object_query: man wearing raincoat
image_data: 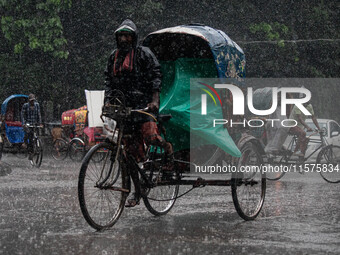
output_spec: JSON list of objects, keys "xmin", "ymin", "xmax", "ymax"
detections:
[{"xmin": 104, "ymin": 19, "xmax": 173, "ymax": 207}]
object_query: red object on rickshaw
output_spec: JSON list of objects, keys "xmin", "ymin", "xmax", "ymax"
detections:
[{"xmin": 53, "ymin": 106, "xmax": 105, "ymax": 162}]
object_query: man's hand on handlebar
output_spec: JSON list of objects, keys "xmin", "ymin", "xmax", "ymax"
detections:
[
  {"xmin": 24, "ymin": 123, "xmax": 43, "ymax": 128},
  {"xmin": 146, "ymin": 102, "xmax": 159, "ymax": 113}
]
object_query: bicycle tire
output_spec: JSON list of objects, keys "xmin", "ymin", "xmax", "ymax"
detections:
[
  {"xmin": 266, "ymin": 171, "xmax": 286, "ymax": 181},
  {"xmin": 316, "ymin": 145, "xmax": 340, "ymax": 183},
  {"xmin": 51, "ymin": 138, "xmax": 68, "ymax": 160},
  {"xmin": 143, "ymin": 146, "xmax": 179, "ymax": 216},
  {"xmin": 232, "ymin": 142, "xmax": 266, "ymax": 220},
  {"xmin": 266, "ymin": 157, "xmax": 287, "ymax": 181},
  {"xmin": 78, "ymin": 142, "xmax": 128, "ymax": 230},
  {"xmin": 69, "ymin": 138, "xmax": 85, "ymax": 162},
  {"xmin": 30, "ymin": 138, "xmax": 43, "ymax": 168}
]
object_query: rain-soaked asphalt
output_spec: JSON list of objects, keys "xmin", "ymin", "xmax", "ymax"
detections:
[{"xmin": 0, "ymin": 154, "xmax": 339, "ymax": 255}]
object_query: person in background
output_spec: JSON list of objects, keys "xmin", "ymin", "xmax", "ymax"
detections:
[
  {"xmin": 21, "ymin": 94, "xmax": 42, "ymax": 160},
  {"xmin": 288, "ymin": 94, "xmax": 321, "ymax": 158}
]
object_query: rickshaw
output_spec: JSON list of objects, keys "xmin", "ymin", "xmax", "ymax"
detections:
[
  {"xmin": 78, "ymin": 24, "xmax": 266, "ymax": 230},
  {"xmin": 0, "ymin": 94, "xmax": 43, "ymax": 167},
  {"xmin": 52, "ymin": 105, "xmax": 105, "ymax": 161},
  {"xmin": 247, "ymin": 87, "xmax": 340, "ymax": 183}
]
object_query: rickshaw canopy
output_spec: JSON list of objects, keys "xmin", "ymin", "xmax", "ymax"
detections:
[
  {"xmin": 1, "ymin": 94, "xmax": 28, "ymax": 116},
  {"xmin": 143, "ymin": 24, "xmax": 245, "ymax": 157},
  {"xmin": 61, "ymin": 106, "xmax": 87, "ymax": 127},
  {"xmin": 143, "ymin": 24, "xmax": 245, "ymax": 79},
  {"xmin": 1, "ymin": 94, "xmax": 28, "ymax": 144}
]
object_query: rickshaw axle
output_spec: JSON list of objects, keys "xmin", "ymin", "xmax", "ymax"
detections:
[{"xmin": 157, "ymin": 177, "xmax": 232, "ymax": 187}]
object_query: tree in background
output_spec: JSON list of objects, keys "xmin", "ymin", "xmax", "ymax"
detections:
[{"xmin": 0, "ymin": 0, "xmax": 339, "ymax": 122}]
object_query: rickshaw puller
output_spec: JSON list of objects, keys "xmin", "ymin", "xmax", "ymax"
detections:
[
  {"xmin": 104, "ymin": 19, "xmax": 174, "ymax": 207},
  {"xmin": 21, "ymin": 94, "xmax": 42, "ymax": 160},
  {"xmin": 288, "ymin": 93, "xmax": 321, "ymax": 158}
]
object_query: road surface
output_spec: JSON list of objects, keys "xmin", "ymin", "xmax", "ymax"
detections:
[{"xmin": 0, "ymin": 154, "xmax": 339, "ymax": 254}]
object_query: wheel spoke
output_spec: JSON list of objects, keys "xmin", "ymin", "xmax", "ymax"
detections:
[
  {"xmin": 317, "ymin": 145, "xmax": 340, "ymax": 183},
  {"xmin": 232, "ymin": 142, "xmax": 265, "ymax": 220},
  {"xmin": 143, "ymin": 147, "xmax": 179, "ymax": 216},
  {"xmin": 78, "ymin": 142, "xmax": 127, "ymax": 230}
]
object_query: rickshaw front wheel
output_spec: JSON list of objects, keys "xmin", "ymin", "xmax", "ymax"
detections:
[
  {"xmin": 78, "ymin": 142, "xmax": 128, "ymax": 230},
  {"xmin": 51, "ymin": 138, "xmax": 68, "ymax": 160},
  {"xmin": 30, "ymin": 138, "xmax": 43, "ymax": 168}
]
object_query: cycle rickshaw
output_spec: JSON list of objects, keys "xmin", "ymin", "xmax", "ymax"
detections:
[
  {"xmin": 52, "ymin": 105, "xmax": 105, "ymax": 161},
  {"xmin": 246, "ymin": 87, "xmax": 340, "ymax": 183},
  {"xmin": 78, "ymin": 24, "xmax": 266, "ymax": 230},
  {"xmin": 0, "ymin": 94, "xmax": 43, "ymax": 167}
]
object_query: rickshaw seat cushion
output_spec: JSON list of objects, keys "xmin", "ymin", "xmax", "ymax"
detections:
[
  {"xmin": 5, "ymin": 121, "xmax": 22, "ymax": 127},
  {"xmin": 5, "ymin": 125, "xmax": 25, "ymax": 143}
]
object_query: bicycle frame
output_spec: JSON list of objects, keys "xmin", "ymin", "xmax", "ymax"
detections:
[
  {"xmin": 25, "ymin": 124, "xmax": 41, "ymax": 143},
  {"xmin": 103, "ymin": 126, "xmax": 259, "ymax": 191},
  {"xmin": 304, "ymin": 133, "xmax": 328, "ymax": 161},
  {"xmin": 281, "ymin": 131, "xmax": 328, "ymax": 163}
]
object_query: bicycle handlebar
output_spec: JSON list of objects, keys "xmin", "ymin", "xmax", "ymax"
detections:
[
  {"xmin": 101, "ymin": 104, "xmax": 155, "ymax": 122},
  {"xmin": 307, "ymin": 129, "xmax": 326, "ymax": 139},
  {"xmin": 131, "ymin": 107, "xmax": 149, "ymax": 112},
  {"xmin": 24, "ymin": 124, "xmax": 43, "ymax": 128}
]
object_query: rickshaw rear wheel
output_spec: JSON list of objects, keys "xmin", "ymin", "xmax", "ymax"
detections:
[
  {"xmin": 232, "ymin": 141, "xmax": 266, "ymax": 220},
  {"xmin": 69, "ymin": 138, "xmax": 85, "ymax": 162},
  {"xmin": 142, "ymin": 146, "xmax": 179, "ymax": 216},
  {"xmin": 317, "ymin": 145, "xmax": 340, "ymax": 183},
  {"xmin": 78, "ymin": 142, "xmax": 128, "ymax": 230},
  {"xmin": 51, "ymin": 138, "xmax": 68, "ymax": 160}
]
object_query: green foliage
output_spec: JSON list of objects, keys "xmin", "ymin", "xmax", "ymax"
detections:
[
  {"xmin": 310, "ymin": 67, "xmax": 326, "ymax": 78},
  {"xmin": 1, "ymin": 0, "xmax": 71, "ymax": 58},
  {"xmin": 249, "ymin": 22, "xmax": 289, "ymax": 47},
  {"xmin": 0, "ymin": 0, "xmax": 338, "ymax": 122},
  {"xmin": 116, "ymin": 0, "xmax": 164, "ymax": 35},
  {"xmin": 141, "ymin": 0, "xmax": 163, "ymax": 16},
  {"xmin": 312, "ymin": 1, "xmax": 329, "ymax": 21}
]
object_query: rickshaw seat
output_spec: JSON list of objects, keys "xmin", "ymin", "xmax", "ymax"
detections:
[
  {"xmin": 5, "ymin": 121, "xmax": 22, "ymax": 127},
  {"xmin": 158, "ymin": 114, "xmax": 172, "ymax": 123}
]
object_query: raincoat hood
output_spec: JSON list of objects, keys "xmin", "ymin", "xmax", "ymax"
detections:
[{"xmin": 115, "ymin": 19, "xmax": 138, "ymax": 48}]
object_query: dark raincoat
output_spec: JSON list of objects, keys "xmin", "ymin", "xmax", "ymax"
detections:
[{"xmin": 104, "ymin": 19, "xmax": 162, "ymax": 109}]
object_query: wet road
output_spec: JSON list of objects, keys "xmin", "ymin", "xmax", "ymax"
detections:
[{"xmin": 0, "ymin": 154, "xmax": 339, "ymax": 254}]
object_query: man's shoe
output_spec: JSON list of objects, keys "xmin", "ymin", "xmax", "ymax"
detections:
[
  {"xmin": 125, "ymin": 193, "xmax": 140, "ymax": 207},
  {"xmin": 28, "ymin": 153, "xmax": 33, "ymax": 160}
]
